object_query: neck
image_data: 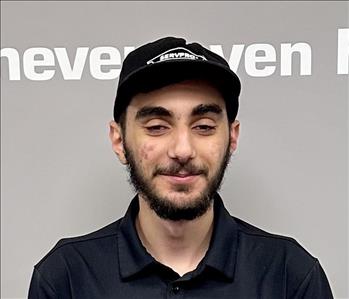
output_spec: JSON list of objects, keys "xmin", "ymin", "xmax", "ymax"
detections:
[{"xmin": 136, "ymin": 195, "xmax": 214, "ymax": 276}]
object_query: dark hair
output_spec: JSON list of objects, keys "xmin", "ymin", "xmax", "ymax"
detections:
[{"xmin": 117, "ymin": 110, "xmax": 127, "ymax": 136}]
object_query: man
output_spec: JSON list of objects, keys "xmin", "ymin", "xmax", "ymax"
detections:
[{"xmin": 28, "ymin": 37, "xmax": 333, "ymax": 298}]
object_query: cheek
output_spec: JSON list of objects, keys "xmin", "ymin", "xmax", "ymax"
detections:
[
  {"xmin": 209, "ymin": 146, "xmax": 223, "ymax": 161},
  {"xmin": 201, "ymin": 139, "xmax": 229, "ymax": 164},
  {"xmin": 139, "ymin": 143, "xmax": 156, "ymax": 161}
]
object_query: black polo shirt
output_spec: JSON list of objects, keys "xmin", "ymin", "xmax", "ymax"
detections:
[{"xmin": 29, "ymin": 193, "xmax": 333, "ymax": 299}]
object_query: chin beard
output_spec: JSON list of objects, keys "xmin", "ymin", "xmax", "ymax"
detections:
[{"xmin": 124, "ymin": 142, "xmax": 231, "ymax": 221}]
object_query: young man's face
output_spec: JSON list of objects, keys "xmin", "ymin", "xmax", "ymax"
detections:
[{"xmin": 110, "ymin": 80, "xmax": 240, "ymax": 221}]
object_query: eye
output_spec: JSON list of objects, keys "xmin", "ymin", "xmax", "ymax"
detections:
[
  {"xmin": 193, "ymin": 124, "xmax": 216, "ymax": 135},
  {"xmin": 145, "ymin": 125, "xmax": 169, "ymax": 136}
]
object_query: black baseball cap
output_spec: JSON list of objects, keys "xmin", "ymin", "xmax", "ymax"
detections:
[{"xmin": 113, "ymin": 36, "xmax": 241, "ymax": 122}]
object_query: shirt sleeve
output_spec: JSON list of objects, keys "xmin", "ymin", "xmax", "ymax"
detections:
[
  {"xmin": 291, "ymin": 260, "xmax": 334, "ymax": 299},
  {"xmin": 28, "ymin": 267, "xmax": 57, "ymax": 299}
]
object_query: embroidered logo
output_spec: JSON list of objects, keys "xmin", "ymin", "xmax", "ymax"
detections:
[{"xmin": 147, "ymin": 47, "xmax": 207, "ymax": 65}]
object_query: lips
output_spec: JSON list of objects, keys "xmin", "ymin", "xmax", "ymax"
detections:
[
  {"xmin": 175, "ymin": 174, "xmax": 192, "ymax": 178},
  {"xmin": 159, "ymin": 170, "xmax": 203, "ymax": 177},
  {"xmin": 170, "ymin": 172, "xmax": 197, "ymax": 177},
  {"xmin": 154, "ymin": 164, "xmax": 207, "ymax": 183},
  {"xmin": 159, "ymin": 172, "xmax": 202, "ymax": 184}
]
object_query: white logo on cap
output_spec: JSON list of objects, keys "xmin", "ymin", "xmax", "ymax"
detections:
[{"xmin": 147, "ymin": 47, "xmax": 207, "ymax": 64}]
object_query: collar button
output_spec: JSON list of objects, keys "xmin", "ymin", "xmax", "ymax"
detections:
[{"xmin": 172, "ymin": 285, "xmax": 180, "ymax": 294}]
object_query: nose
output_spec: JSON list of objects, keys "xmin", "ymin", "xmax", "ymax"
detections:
[{"xmin": 168, "ymin": 129, "xmax": 196, "ymax": 163}]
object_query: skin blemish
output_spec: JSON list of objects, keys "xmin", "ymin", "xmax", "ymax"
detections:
[{"xmin": 140, "ymin": 144, "xmax": 155, "ymax": 160}]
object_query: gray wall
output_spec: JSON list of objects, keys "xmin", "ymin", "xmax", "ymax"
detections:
[{"xmin": 1, "ymin": 1, "xmax": 348, "ymax": 298}]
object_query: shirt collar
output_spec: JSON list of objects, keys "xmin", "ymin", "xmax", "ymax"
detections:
[
  {"xmin": 117, "ymin": 193, "xmax": 238, "ymax": 281},
  {"xmin": 118, "ymin": 195, "xmax": 155, "ymax": 280},
  {"xmin": 203, "ymin": 192, "xmax": 238, "ymax": 281}
]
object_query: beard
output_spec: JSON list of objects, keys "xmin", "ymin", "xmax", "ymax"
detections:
[{"xmin": 124, "ymin": 140, "xmax": 231, "ymax": 221}]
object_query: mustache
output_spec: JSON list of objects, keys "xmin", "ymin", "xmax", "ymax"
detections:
[{"xmin": 153, "ymin": 162, "xmax": 209, "ymax": 177}]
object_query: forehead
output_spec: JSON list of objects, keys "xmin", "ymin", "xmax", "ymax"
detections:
[{"xmin": 127, "ymin": 80, "xmax": 226, "ymax": 117}]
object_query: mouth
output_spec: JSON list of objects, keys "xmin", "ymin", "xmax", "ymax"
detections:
[{"xmin": 159, "ymin": 172, "xmax": 202, "ymax": 184}]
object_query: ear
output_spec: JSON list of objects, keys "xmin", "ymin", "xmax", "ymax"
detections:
[
  {"xmin": 229, "ymin": 120, "xmax": 240, "ymax": 154},
  {"xmin": 109, "ymin": 121, "xmax": 128, "ymax": 164}
]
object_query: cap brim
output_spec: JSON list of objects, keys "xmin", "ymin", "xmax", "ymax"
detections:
[{"xmin": 114, "ymin": 59, "xmax": 241, "ymax": 121}]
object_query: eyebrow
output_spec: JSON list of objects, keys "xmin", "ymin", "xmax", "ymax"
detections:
[
  {"xmin": 135, "ymin": 103, "xmax": 223, "ymax": 121},
  {"xmin": 135, "ymin": 106, "xmax": 173, "ymax": 120},
  {"xmin": 191, "ymin": 104, "xmax": 223, "ymax": 117}
]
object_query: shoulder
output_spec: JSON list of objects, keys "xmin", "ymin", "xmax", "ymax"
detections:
[
  {"xmin": 234, "ymin": 216, "xmax": 308, "ymax": 246},
  {"xmin": 233, "ymin": 216, "xmax": 317, "ymax": 263},
  {"xmin": 229, "ymin": 216, "xmax": 333, "ymax": 297},
  {"xmin": 30, "ymin": 219, "xmax": 122, "ymax": 296},
  {"xmin": 232, "ymin": 216, "xmax": 315, "ymax": 259},
  {"xmin": 232, "ymin": 216, "xmax": 325, "ymax": 295},
  {"xmin": 35, "ymin": 218, "xmax": 122, "ymax": 272}
]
